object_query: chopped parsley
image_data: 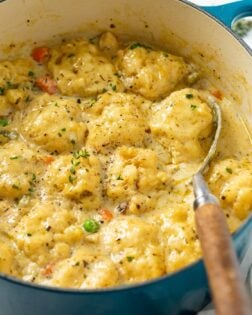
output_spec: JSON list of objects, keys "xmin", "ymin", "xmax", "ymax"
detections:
[
  {"xmin": 190, "ymin": 104, "xmax": 197, "ymax": 110},
  {"xmin": 70, "ymin": 165, "xmax": 76, "ymax": 175},
  {"xmin": 6, "ymin": 81, "xmax": 18, "ymax": 89},
  {"xmin": 109, "ymin": 83, "xmax": 117, "ymax": 91},
  {"xmin": 12, "ymin": 184, "xmax": 20, "ymax": 190},
  {"xmin": 116, "ymin": 175, "xmax": 123, "ymax": 180},
  {"xmin": 28, "ymin": 187, "xmax": 35, "ymax": 193},
  {"xmin": 102, "ymin": 88, "xmax": 107, "ymax": 93},
  {"xmin": 27, "ymin": 233, "xmax": 32, "ymax": 237},
  {"xmin": 126, "ymin": 256, "xmax": 134, "ymax": 262},
  {"xmin": 87, "ymin": 98, "xmax": 96, "ymax": 108},
  {"xmin": 73, "ymin": 149, "xmax": 90, "ymax": 159},
  {"xmin": 186, "ymin": 94, "xmax": 193, "ymax": 99},
  {"xmin": 0, "ymin": 118, "xmax": 9, "ymax": 127},
  {"xmin": 129, "ymin": 42, "xmax": 151, "ymax": 50},
  {"xmin": 89, "ymin": 35, "xmax": 99, "ymax": 44},
  {"xmin": 69, "ymin": 150, "xmax": 89, "ymax": 182},
  {"xmin": 129, "ymin": 43, "xmax": 144, "ymax": 49},
  {"xmin": 30, "ymin": 179, "xmax": 36, "ymax": 189},
  {"xmin": 226, "ymin": 167, "xmax": 233, "ymax": 174},
  {"xmin": 68, "ymin": 174, "xmax": 76, "ymax": 183},
  {"xmin": 28, "ymin": 70, "xmax": 35, "ymax": 77},
  {"xmin": 71, "ymin": 160, "xmax": 80, "ymax": 167},
  {"xmin": 28, "ymin": 173, "xmax": 36, "ymax": 194},
  {"xmin": 10, "ymin": 156, "xmax": 20, "ymax": 160},
  {"xmin": 0, "ymin": 82, "xmax": 18, "ymax": 94},
  {"xmin": 25, "ymin": 96, "xmax": 31, "ymax": 103}
]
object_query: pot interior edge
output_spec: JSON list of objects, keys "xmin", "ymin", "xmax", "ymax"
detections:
[{"xmin": 0, "ymin": 0, "xmax": 251, "ymax": 120}]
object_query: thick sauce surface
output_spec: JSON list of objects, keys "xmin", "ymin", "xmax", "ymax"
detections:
[{"xmin": 0, "ymin": 32, "xmax": 251, "ymax": 288}]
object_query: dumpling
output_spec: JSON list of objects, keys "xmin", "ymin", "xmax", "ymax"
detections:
[
  {"xmin": 208, "ymin": 158, "xmax": 252, "ymax": 220},
  {"xmin": 100, "ymin": 216, "xmax": 165, "ymax": 283},
  {"xmin": 150, "ymin": 88, "xmax": 213, "ymax": 163},
  {"xmin": 86, "ymin": 92, "xmax": 149, "ymax": 152},
  {"xmin": 47, "ymin": 39, "xmax": 123, "ymax": 97},
  {"xmin": 0, "ymin": 141, "xmax": 38, "ymax": 199},
  {"xmin": 116, "ymin": 44, "xmax": 188, "ymax": 100},
  {"xmin": 0, "ymin": 58, "xmax": 35, "ymax": 115},
  {"xmin": 21, "ymin": 94, "xmax": 87, "ymax": 153},
  {"xmin": 45, "ymin": 150, "xmax": 101, "ymax": 209},
  {"xmin": 106, "ymin": 146, "xmax": 168, "ymax": 214}
]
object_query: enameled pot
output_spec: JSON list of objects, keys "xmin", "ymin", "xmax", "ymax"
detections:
[{"xmin": 0, "ymin": 1, "xmax": 251, "ymax": 314}]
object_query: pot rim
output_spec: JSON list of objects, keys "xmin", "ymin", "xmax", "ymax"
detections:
[{"xmin": 0, "ymin": 0, "xmax": 251, "ymax": 294}]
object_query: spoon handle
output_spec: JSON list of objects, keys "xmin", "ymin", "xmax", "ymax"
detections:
[{"xmin": 195, "ymin": 203, "xmax": 252, "ymax": 315}]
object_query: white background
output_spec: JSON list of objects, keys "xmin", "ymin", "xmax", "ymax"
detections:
[{"xmin": 188, "ymin": 0, "xmax": 239, "ymax": 5}]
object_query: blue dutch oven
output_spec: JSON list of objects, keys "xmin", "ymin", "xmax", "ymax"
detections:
[{"xmin": 0, "ymin": 0, "xmax": 251, "ymax": 314}]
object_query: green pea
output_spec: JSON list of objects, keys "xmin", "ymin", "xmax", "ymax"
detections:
[
  {"xmin": 0, "ymin": 118, "xmax": 8, "ymax": 127},
  {"xmin": 83, "ymin": 219, "xmax": 100, "ymax": 233}
]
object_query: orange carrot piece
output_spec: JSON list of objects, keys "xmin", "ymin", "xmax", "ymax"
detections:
[
  {"xmin": 212, "ymin": 90, "xmax": 223, "ymax": 100},
  {"xmin": 32, "ymin": 47, "xmax": 50, "ymax": 63},
  {"xmin": 41, "ymin": 156, "xmax": 55, "ymax": 164},
  {"xmin": 35, "ymin": 75, "xmax": 57, "ymax": 95},
  {"xmin": 99, "ymin": 208, "xmax": 113, "ymax": 221},
  {"xmin": 41, "ymin": 264, "xmax": 54, "ymax": 277}
]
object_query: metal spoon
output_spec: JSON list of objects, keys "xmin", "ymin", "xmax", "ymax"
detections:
[
  {"xmin": 193, "ymin": 96, "xmax": 222, "ymax": 209},
  {"xmin": 192, "ymin": 96, "xmax": 252, "ymax": 315}
]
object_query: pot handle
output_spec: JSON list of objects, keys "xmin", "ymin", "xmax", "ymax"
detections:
[{"xmin": 201, "ymin": 0, "xmax": 252, "ymax": 28}]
